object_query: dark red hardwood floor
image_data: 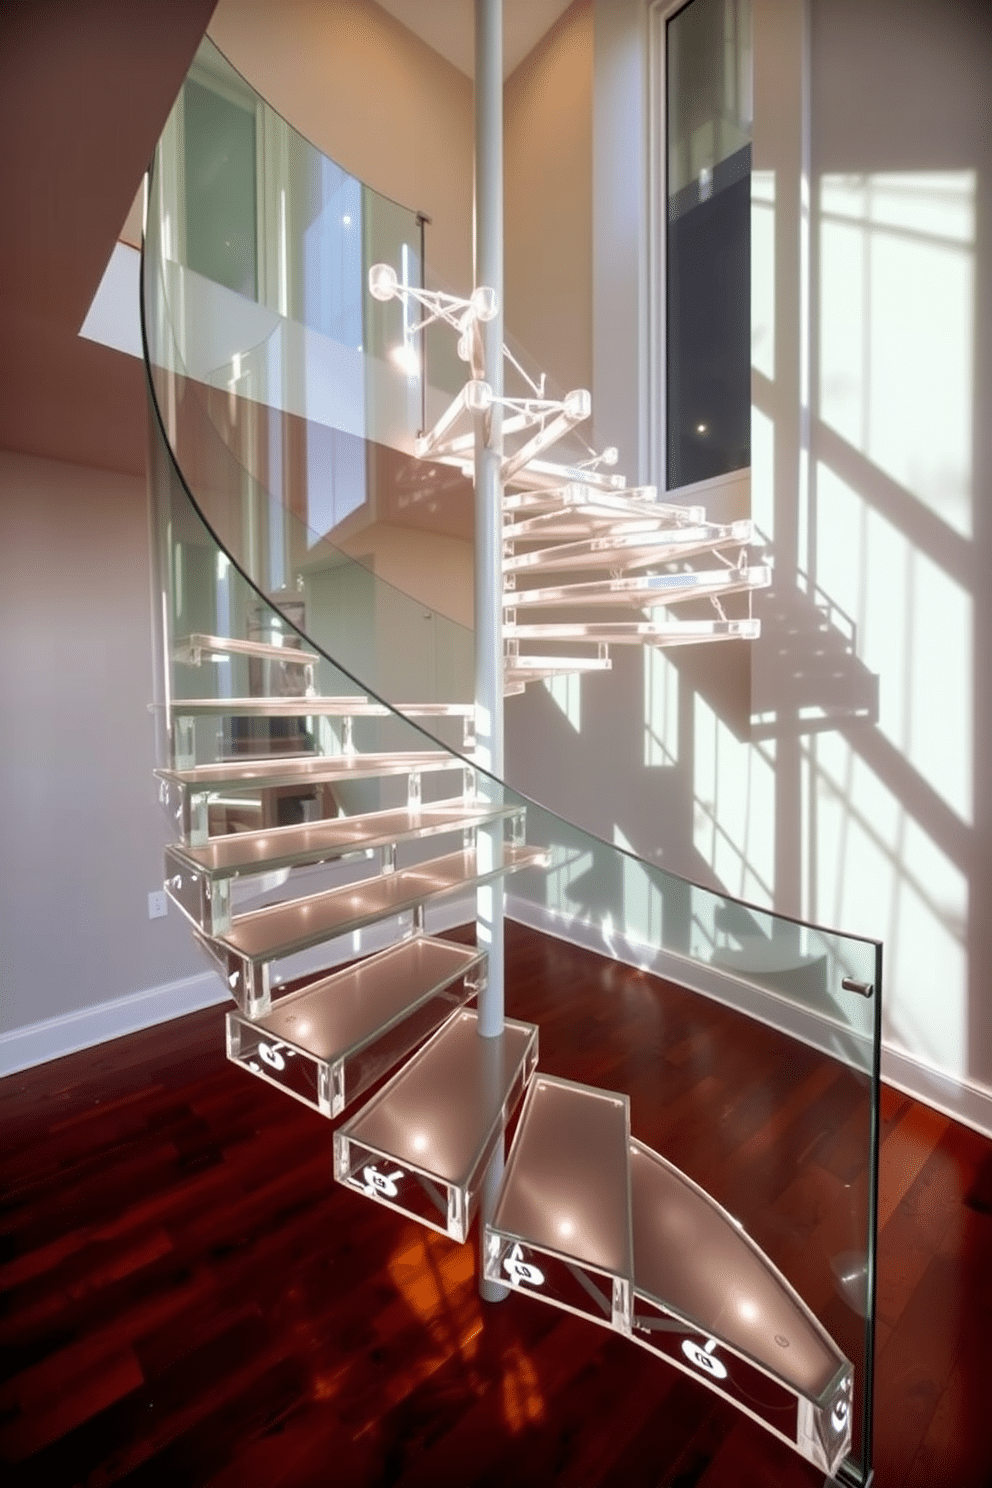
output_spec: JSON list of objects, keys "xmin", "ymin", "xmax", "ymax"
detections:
[{"xmin": 1, "ymin": 923, "xmax": 990, "ymax": 1486}]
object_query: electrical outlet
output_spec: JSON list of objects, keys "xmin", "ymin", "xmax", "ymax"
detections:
[{"xmin": 148, "ymin": 890, "xmax": 168, "ymax": 920}]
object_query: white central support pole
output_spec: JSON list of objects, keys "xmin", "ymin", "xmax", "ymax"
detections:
[{"xmin": 474, "ymin": 0, "xmax": 508, "ymax": 1304}]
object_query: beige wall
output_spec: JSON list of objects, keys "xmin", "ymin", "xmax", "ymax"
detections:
[
  {"xmin": 0, "ymin": 449, "xmax": 206, "ymax": 1035},
  {"xmin": 504, "ymin": 0, "xmax": 593, "ymax": 396},
  {"xmin": 208, "ymin": 0, "xmax": 595, "ymax": 396},
  {"xmin": 208, "ymin": 0, "xmax": 475, "ymax": 297},
  {"xmin": 356, "ymin": 523, "xmax": 474, "ymax": 631}
]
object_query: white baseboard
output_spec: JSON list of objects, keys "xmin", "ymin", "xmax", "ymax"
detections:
[
  {"xmin": 507, "ymin": 897, "xmax": 992, "ymax": 1141},
  {"xmin": 7, "ymin": 898, "xmax": 990, "ymax": 1141},
  {"xmin": 0, "ymin": 896, "xmax": 477, "ymax": 1081},
  {"xmin": 0, "ymin": 971, "xmax": 229, "ymax": 1079},
  {"xmin": 880, "ymin": 1045, "xmax": 992, "ymax": 1140}
]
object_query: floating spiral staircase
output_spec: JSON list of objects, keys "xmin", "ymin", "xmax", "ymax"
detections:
[{"xmin": 141, "ymin": 36, "xmax": 879, "ymax": 1483}]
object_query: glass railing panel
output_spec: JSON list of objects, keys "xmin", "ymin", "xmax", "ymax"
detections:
[
  {"xmin": 149, "ymin": 383, "xmax": 878, "ymax": 1483},
  {"xmin": 145, "ymin": 37, "xmax": 474, "ymax": 709},
  {"xmin": 148, "ymin": 431, "xmax": 483, "ymax": 1007},
  {"xmin": 501, "ymin": 804, "xmax": 877, "ymax": 1483},
  {"xmin": 144, "ymin": 34, "xmax": 878, "ymax": 1484},
  {"xmin": 145, "ymin": 186, "xmax": 474, "ymax": 707},
  {"xmin": 151, "ymin": 36, "xmax": 430, "ymax": 454}
]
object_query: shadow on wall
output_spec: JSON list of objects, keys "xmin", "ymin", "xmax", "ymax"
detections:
[
  {"xmin": 507, "ymin": 0, "xmax": 991, "ymax": 1113},
  {"xmin": 754, "ymin": 166, "xmax": 976, "ymax": 1067},
  {"xmin": 751, "ymin": 0, "xmax": 991, "ymax": 1101}
]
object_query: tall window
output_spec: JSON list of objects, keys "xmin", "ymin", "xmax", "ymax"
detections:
[{"xmin": 664, "ymin": 0, "xmax": 752, "ymax": 489}]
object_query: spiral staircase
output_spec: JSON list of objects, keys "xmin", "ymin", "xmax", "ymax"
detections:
[{"xmin": 142, "ymin": 35, "xmax": 869, "ymax": 1483}]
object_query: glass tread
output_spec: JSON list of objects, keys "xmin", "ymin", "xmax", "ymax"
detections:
[
  {"xmin": 506, "ymin": 566, "xmax": 771, "ymax": 610},
  {"xmin": 503, "ymin": 513, "xmax": 678, "ymax": 541},
  {"xmin": 175, "ymin": 633, "xmax": 321, "ymax": 665},
  {"xmin": 503, "ymin": 522, "xmax": 753, "ymax": 576},
  {"xmin": 213, "ymin": 844, "xmax": 546, "ymax": 964},
  {"xmin": 157, "ymin": 750, "xmax": 466, "ymax": 791},
  {"xmin": 629, "ymin": 1139, "xmax": 847, "ymax": 1399},
  {"xmin": 628, "ymin": 1139, "xmax": 854, "ymax": 1475},
  {"xmin": 168, "ymin": 802, "xmax": 519, "ymax": 880},
  {"xmin": 505, "ymin": 619, "xmax": 760, "ymax": 644},
  {"xmin": 503, "ymin": 487, "xmax": 691, "ymax": 517},
  {"xmin": 505, "ymin": 655, "xmax": 613, "ymax": 674},
  {"xmin": 488, "ymin": 1073, "xmax": 633, "ymax": 1279},
  {"xmin": 335, "ymin": 1007, "xmax": 539, "ymax": 1242},
  {"xmin": 226, "ymin": 935, "xmax": 484, "ymax": 1118},
  {"xmin": 172, "ymin": 698, "xmax": 475, "ymax": 718},
  {"xmin": 171, "ymin": 696, "xmax": 381, "ymax": 717}
]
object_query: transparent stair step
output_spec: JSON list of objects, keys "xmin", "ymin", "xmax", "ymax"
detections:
[
  {"xmin": 335, "ymin": 1007, "xmax": 539, "ymax": 1242},
  {"xmin": 217, "ymin": 845, "xmax": 544, "ymax": 963},
  {"xmin": 628, "ymin": 1139, "xmax": 853, "ymax": 1477},
  {"xmin": 503, "ymin": 457, "xmax": 627, "ymax": 495},
  {"xmin": 170, "ymin": 698, "xmax": 476, "ymax": 764},
  {"xmin": 199, "ymin": 844, "xmax": 546, "ymax": 1013},
  {"xmin": 172, "ymin": 697, "xmax": 474, "ymax": 720},
  {"xmin": 172, "ymin": 696, "xmax": 386, "ymax": 718},
  {"xmin": 505, "ymin": 654, "xmax": 612, "ymax": 676},
  {"xmin": 484, "ymin": 1074, "xmax": 633, "ymax": 1333},
  {"xmin": 502, "ymin": 495, "xmax": 684, "ymax": 540},
  {"xmin": 505, "ymin": 619, "xmax": 761, "ymax": 645},
  {"xmin": 169, "ymin": 801, "xmax": 521, "ymax": 881},
  {"xmin": 503, "ymin": 513, "xmax": 675, "ymax": 542},
  {"xmin": 158, "ymin": 750, "xmax": 467, "ymax": 793},
  {"xmin": 157, "ymin": 751, "xmax": 472, "ymax": 846},
  {"xmin": 226, "ymin": 934, "xmax": 485, "ymax": 1118},
  {"xmin": 503, "ymin": 667, "xmax": 610, "ymax": 690},
  {"xmin": 506, "ymin": 566, "xmax": 771, "ymax": 611},
  {"xmin": 175, "ymin": 633, "xmax": 322, "ymax": 666},
  {"xmin": 503, "ymin": 521, "xmax": 754, "ymax": 577},
  {"xmin": 164, "ymin": 801, "xmax": 523, "ymax": 935},
  {"xmin": 503, "ymin": 486, "xmax": 697, "ymax": 519}
]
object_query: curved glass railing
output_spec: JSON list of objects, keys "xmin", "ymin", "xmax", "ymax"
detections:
[
  {"xmin": 144, "ymin": 38, "xmax": 482, "ymax": 707},
  {"xmin": 142, "ymin": 35, "xmax": 880, "ymax": 1485}
]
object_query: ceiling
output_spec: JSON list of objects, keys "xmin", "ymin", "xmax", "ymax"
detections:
[
  {"xmin": 0, "ymin": 0, "xmax": 218, "ymax": 476},
  {"xmin": 374, "ymin": 0, "xmax": 575, "ymax": 79}
]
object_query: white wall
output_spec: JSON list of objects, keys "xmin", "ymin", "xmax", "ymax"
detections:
[
  {"xmin": 507, "ymin": 0, "xmax": 992, "ymax": 1134},
  {"xmin": 0, "ymin": 450, "xmax": 221, "ymax": 1072},
  {"xmin": 591, "ymin": 0, "xmax": 649, "ymax": 474},
  {"xmin": 505, "ymin": 0, "xmax": 594, "ymax": 397},
  {"xmin": 804, "ymin": 0, "xmax": 991, "ymax": 1120}
]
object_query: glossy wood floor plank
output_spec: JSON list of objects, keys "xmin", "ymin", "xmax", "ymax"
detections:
[{"xmin": 1, "ymin": 923, "xmax": 990, "ymax": 1486}]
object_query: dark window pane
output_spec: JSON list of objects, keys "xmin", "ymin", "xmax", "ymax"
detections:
[{"xmin": 666, "ymin": 0, "xmax": 752, "ymax": 488}]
